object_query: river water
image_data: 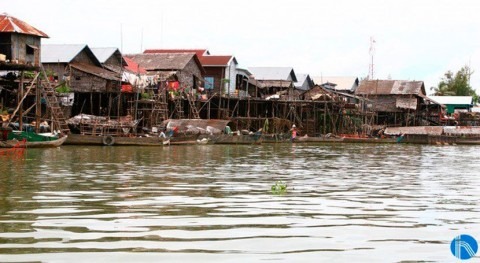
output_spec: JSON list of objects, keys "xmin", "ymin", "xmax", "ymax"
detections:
[{"xmin": 0, "ymin": 143, "xmax": 479, "ymax": 262}]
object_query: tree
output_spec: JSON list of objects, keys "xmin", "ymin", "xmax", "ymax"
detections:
[{"xmin": 431, "ymin": 65, "xmax": 478, "ymax": 103}]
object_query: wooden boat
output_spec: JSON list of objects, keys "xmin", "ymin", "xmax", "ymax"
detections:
[
  {"xmin": 261, "ymin": 133, "xmax": 290, "ymax": 143},
  {"xmin": 212, "ymin": 133, "xmax": 263, "ymax": 145},
  {"xmin": 385, "ymin": 126, "xmax": 480, "ymax": 145},
  {"xmin": 0, "ymin": 139, "xmax": 26, "ymax": 158},
  {"xmin": 341, "ymin": 137, "xmax": 397, "ymax": 144},
  {"xmin": 294, "ymin": 135, "xmax": 344, "ymax": 143},
  {"xmin": 65, "ymin": 133, "xmax": 169, "ymax": 146},
  {"xmin": 1, "ymin": 135, "xmax": 67, "ymax": 148}
]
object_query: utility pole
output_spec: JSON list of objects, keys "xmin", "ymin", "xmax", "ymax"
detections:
[{"xmin": 369, "ymin": 36, "xmax": 376, "ymax": 80}]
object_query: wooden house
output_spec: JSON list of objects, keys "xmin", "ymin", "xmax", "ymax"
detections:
[
  {"xmin": 313, "ymin": 76, "xmax": 359, "ymax": 94},
  {"xmin": 294, "ymin": 73, "xmax": 314, "ymax": 91},
  {"xmin": 0, "ymin": 13, "xmax": 48, "ymax": 70},
  {"xmin": 200, "ymin": 55, "xmax": 238, "ymax": 96},
  {"xmin": 41, "ymin": 44, "xmax": 121, "ymax": 117},
  {"xmin": 355, "ymin": 80, "xmax": 442, "ymax": 126},
  {"xmin": 91, "ymin": 47, "xmax": 125, "ymax": 76},
  {"xmin": 248, "ymin": 67, "xmax": 298, "ymax": 100},
  {"xmin": 143, "ymin": 49, "xmax": 240, "ymax": 96},
  {"xmin": 127, "ymin": 53, "xmax": 205, "ymax": 91}
]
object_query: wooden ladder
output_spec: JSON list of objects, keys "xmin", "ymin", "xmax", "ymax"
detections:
[
  {"xmin": 41, "ymin": 66, "xmax": 70, "ymax": 134},
  {"xmin": 152, "ymin": 94, "xmax": 168, "ymax": 124},
  {"xmin": 173, "ymin": 99, "xmax": 184, "ymax": 119},
  {"xmin": 185, "ymin": 91, "xmax": 200, "ymax": 119}
]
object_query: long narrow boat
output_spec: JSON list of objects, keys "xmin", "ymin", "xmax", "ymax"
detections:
[
  {"xmin": 65, "ymin": 119, "xmax": 230, "ymax": 146},
  {"xmin": 212, "ymin": 133, "xmax": 263, "ymax": 145},
  {"xmin": 294, "ymin": 135, "xmax": 344, "ymax": 143},
  {"xmin": 1, "ymin": 132, "xmax": 67, "ymax": 148},
  {"xmin": 65, "ymin": 133, "xmax": 169, "ymax": 146}
]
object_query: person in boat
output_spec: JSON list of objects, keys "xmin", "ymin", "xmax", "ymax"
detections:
[{"xmin": 290, "ymin": 124, "xmax": 298, "ymax": 142}]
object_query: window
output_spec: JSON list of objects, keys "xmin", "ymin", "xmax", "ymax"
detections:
[
  {"xmin": 205, "ymin": 77, "xmax": 214, "ymax": 90},
  {"xmin": 26, "ymin": 44, "xmax": 37, "ymax": 55}
]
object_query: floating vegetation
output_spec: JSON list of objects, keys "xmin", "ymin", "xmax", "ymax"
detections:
[{"xmin": 271, "ymin": 181, "xmax": 287, "ymax": 195}]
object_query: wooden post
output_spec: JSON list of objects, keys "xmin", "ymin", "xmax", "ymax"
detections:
[
  {"xmin": 90, "ymin": 92, "xmax": 93, "ymax": 115},
  {"xmin": 18, "ymin": 71, "xmax": 24, "ymax": 130},
  {"xmin": 35, "ymin": 74, "xmax": 41, "ymax": 132},
  {"xmin": 323, "ymin": 100, "xmax": 326, "ymax": 135}
]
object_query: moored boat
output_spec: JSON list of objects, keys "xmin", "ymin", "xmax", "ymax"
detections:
[
  {"xmin": 212, "ymin": 133, "xmax": 263, "ymax": 145},
  {"xmin": 1, "ymin": 130, "xmax": 67, "ymax": 148}
]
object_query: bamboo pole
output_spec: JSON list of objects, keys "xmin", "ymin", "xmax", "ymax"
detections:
[
  {"xmin": 35, "ymin": 74, "xmax": 41, "ymax": 132},
  {"xmin": 8, "ymin": 71, "xmax": 39, "ymax": 127}
]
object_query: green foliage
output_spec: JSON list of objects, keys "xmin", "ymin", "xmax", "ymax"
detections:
[
  {"xmin": 23, "ymin": 70, "xmax": 56, "ymax": 80},
  {"xmin": 431, "ymin": 65, "xmax": 478, "ymax": 103},
  {"xmin": 55, "ymin": 82, "xmax": 71, "ymax": 93},
  {"xmin": 271, "ymin": 181, "xmax": 288, "ymax": 195},
  {"xmin": 141, "ymin": 92, "xmax": 151, "ymax": 99},
  {"xmin": 24, "ymin": 71, "xmax": 37, "ymax": 79}
]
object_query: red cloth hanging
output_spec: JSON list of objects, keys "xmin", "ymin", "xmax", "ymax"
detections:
[
  {"xmin": 121, "ymin": 84, "xmax": 133, "ymax": 93},
  {"xmin": 168, "ymin": 81, "xmax": 180, "ymax": 91}
]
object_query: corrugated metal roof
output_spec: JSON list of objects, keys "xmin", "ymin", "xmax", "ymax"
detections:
[
  {"xmin": 428, "ymin": 96, "xmax": 473, "ymax": 105},
  {"xmin": 70, "ymin": 62, "xmax": 121, "ymax": 81},
  {"xmin": 294, "ymin": 73, "xmax": 314, "ymax": 90},
  {"xmin": 123, "ymin": 57, "xmax": 147, "ymax": 74},
  {"xmin": 248, "ymin": 67, "xmax": 297, "ymax": 82},
  {"xmin": 200, "ymin": 55, "xmax": 234, "ymax": 66},
  {"xmin": 0, "ymin": 13, "xmax": 48, "ymax": 38},
  {"xmin": 90, "ymin": 47, "xmax": 120, "ymax": 64},
  {"xmin": 143, "ymin": 49, "xmax": 209, "ymax": 57},
  {"xmin": 312, "ymin": 76, "xmax": 358, "ymax": 91},
  {"xmin": 41, "ymin": 44, "xmax": 88, "ymax": 63},
  {"xmin": 257, "ymin": 80, "xmax": 293, "ymax": 88},
  {"xmin": 126, "ymin": 53, "xmax": 204, "ymax": 74},
  {"xmin": 355, "ymin": 80, "xmax": 425, "ymax": 96}
]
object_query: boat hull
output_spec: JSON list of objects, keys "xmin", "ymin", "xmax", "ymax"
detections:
[
  {"xmin": 0, "ymin": 136, "xmax": 67, "ymax": 148},
  {"xmin": 65, "ymin": 134, "xmax": 169, "ymax": 146}
]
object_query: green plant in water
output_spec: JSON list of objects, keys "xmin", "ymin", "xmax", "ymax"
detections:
[{"xmin": 271, "ymin": 181, "xmax": 287, "ymax": 195}]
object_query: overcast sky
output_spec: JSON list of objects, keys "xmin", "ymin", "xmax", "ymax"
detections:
[{"xmin": 4, "ymin": 0, "xmax": 480, "ymax": 93}]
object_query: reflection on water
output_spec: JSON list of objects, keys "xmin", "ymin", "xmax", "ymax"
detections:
[{"xmin": 1, "ymin": 144, "xmax": 480, "ymax": 262}]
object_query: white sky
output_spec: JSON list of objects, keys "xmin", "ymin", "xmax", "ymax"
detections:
[{"xmin": 4, "ymin": 0, "xmax": 480, "ymax": 94}]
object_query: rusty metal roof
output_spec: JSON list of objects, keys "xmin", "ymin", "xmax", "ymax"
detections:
[
  {"xmin": 355, "ymin": 80, "xmax": 425, "ymax": 96},
  {"xmin": 200, "ymin": 55, "xmax": 236, "ymax": 67},
  {"xmin": 257, "ymin": 80, "xmax": 293, "ymax": 89},
  {"xmin": 70, "ymin": 62, "xmax": 121, "ymax": 81},
  {"xmin": 0, "ymin": 13, "xmax": 48, "ymax": 38},
  {"xmin": 126, "ymin": 53, "xmax": 205, "ymax": 75},
  {"xmin": 143, "ymin": 49, "xmax": 209, "ymax": 57},
  {"xmin": 123, "ymin": 57, "xmax": 147, "ymax": 74}
]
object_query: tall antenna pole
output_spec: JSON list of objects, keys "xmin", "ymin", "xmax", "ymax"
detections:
[
  {"xmin": 140, "ymin": 28, "xmax": 144, "ymax": 52},
  {"xmin": 369, "ymin": 36, "xmax": 376, "ymax": 80},
  {"xmin": 120, "ymin": 24, "xmax": 123, "ymax": 53}
]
